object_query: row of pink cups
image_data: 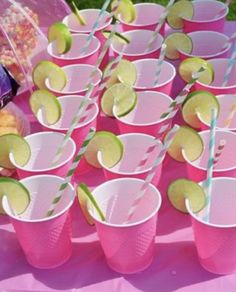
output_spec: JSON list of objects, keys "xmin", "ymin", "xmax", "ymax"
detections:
[{"xmin": 3, "ymin": 173, "xmax": 236, "ymax": 275}]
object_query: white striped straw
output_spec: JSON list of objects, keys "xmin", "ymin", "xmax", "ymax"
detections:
[
  {"xmin": 224, "ymin": 103, "xmax": 236, "ymax": 128},
  {"xmin": 153, "ymin": 43, "xmax": 167, "ymax": 87},
  {"xmin": 216, "ymin": 0, "xmax": 231, "ymax": 18},
  {"xmin": 222, "ymin": 31, "xmax": 236, "ymax": 50},
  {"xmin": 222, "ymin": 42, "xmax": 236, "ymax": 86},
  {"xmin": 213, "ymin": 139, "xmax": 226, "ymax": 166},
  {"xmin": 51, "ymin": 21, "xmax": 119, "ymax": 166},
  {"xmin": 80, "ymin": 0, "xmax": 121, "ymax": 55},
  {"xmin": 124, "ymin": 125, "xmax": 179, "ymax": 224},
  {"xmin": 202, "ymin": 108, "xmax": 217, "ymax": 223},
  {"xmin": 47, "ymin": 128, "xmax": 96, "ymax": 217},
  {"xmin": 146, "ymin": 0, "xmax": 175, "ymax": 52}
]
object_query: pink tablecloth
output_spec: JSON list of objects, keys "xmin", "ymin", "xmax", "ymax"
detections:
[{"xmin": 1, "ymin": 22, "xmax": 236, "ymax": 292}]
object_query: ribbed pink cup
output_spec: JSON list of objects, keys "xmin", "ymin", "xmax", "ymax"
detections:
[
  {"xmin": 47, "ymin": 33, "xmax": 100, "ymax": 66},
  {"xmin": 37, "ymin": 95, "xmax": 99, "ymax": 174},
  {"xmin": 119, "ymin": 3, "xmax": 165, "ymax": 36},
  {"xmin": 45, "ymin": 64, "xmax": 102, "ymax": 97},
  {"xmin": 179, "ymin": 31, "xmax": 231, "ymax": 61},
  {"xmin": 199, "ymin": 94, "xmax": 236, "ymax": 132},
  {"xmin": 98, "ymin": 133, "xmax": 163, "ymax": 186},
  {"xmin": 62, "ymin": 9, "xmax": 112, "ymax": 69},
  {"xmin": 2, "ymin": 175, "xmax": 75, "ymax": 269},
  {"xmin": 10, "ymin": 131, "xmax": 76, "ymax": 179},
  {"xmin": 195, "ymin": 59, "xmax": 236, "ymax": 95},
  {"xmin": 185, "ymin": 130, "xmax": 236, "ymax": 182},
  {"xmin": 111, "ymin": 30, "xmax": 163, "ymax": 62},
  {"xmin": 186, "ymin": 177, "xmax": 236, "ymax": 274},
  {"xmin": 115, "ymin": 91, "xmax": 173, "ymax": 139},
  {"xmin": 132, "ymin": 58, "xmax": 176, "ymax": 95},
  {"xmin": 89, "ymin": 178, "xmax": 162, "ymax": 274},
  {"xmin": 182, "ymin": 0, "xmax": 228, "ymax": 33}
]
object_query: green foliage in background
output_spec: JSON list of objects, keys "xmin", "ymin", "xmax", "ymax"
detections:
[{"xmin": 73, "ymin": 0, "xmax": 236, "ymax": 20}]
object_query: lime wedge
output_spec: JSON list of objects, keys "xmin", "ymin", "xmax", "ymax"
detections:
[
  {"xmin": 32, "ymin": 60, "xmax": 67, "ymax": 91},
  {"xmin": 111, "ymin": 0, "xmax": 136, "ymax": 23},
  {"xmin": 84, "ymin": 131, "xmax": 123, "ymax": 168},
  {"xmin": 167, "ymin": 0, "xmax": 194, "ymax": 29},
  {"xmin": 164, "ymin": 32, "xmax": 193, "ymax": 60},
  {"xmin": 0, "ymin": 134, "xmax": 31, "ymax": 169},
  {"xmin": 168, "ymin": 178, "xmax": 206, "ymax": 213},
  {"xmin": 102, "ymin": 30, "xmax": 130, "ymax": 44},
  {"xmin": 103, "ymin": 59, "xmax": 137, "ymax": 89},
  {"xmin": 182, "ymin": 90, "xmax": 220, "ymax": 129},
  {"xmin": 101, "ymin": 83, "xmax": 137, "ymax": 117},
  {"xmin": 167, "ymin": 126, "xmax": 204, "ymax": 162},
  {"xmin": 48, "ymin": 22, "xmax": 72, "ymax": 54},
  {"xmin": 179, "ymin": 57, "xmax": 214, "ymax": 85},
  {"xmin": 0, "ymin": 177, "xmax": 30, "ymax": 215},
  {"xmin": 30, "ymin": 90, "xmax": 62, "ymax": 125},
  {"xmin": 65, "ymin": 0, "xmax": 87, "ymax": 25},
  {"xmin": 77, "ymin": 183, "xmax": 105, "ymax": 224}
]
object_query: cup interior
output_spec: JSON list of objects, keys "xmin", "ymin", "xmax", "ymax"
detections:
[
  {"xmin": 133, "ymin": 59, "xmax": 176, "ymax": 88},
  {"xmin": 116, "ymin": 91, "xmax": 172, "ymax": 125},
  {"xmin": 3, "ymin": 175, "xmax": 74, "ymax": 221},
  {"xmin": 90, "ymin": 178, "xmax": 161, "ymax": 225},
  {"xmin": 112, "ymin": 30, "xmax": 163, "ymax": 55}
]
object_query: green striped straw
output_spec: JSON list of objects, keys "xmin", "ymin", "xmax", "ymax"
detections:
[
  {"xmin": 202, "ymin": 108, "xmax": 217, "ymax": 223},
  {"xmin": 46, "ymin": 128, "xmax": 96, "ymax": 217}
]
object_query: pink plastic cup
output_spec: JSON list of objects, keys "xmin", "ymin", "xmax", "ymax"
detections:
[
  {"xmin": 115, "ymin": 91, "xmax": 173, "ymax": 139},
  {"xmin": 111, "ymin": 30, "xmax": 163, "ymax": 62},
  {"xmin": 199, "ymin": 94, "xmax": 236, "ymax": 132},
  {"xmin": 45, "ymin": 64, "xmax": 102, "ymax": 97},
  {"xmin": 47, "ymin": 33, "xmax": 100, "ymax": 66},
  {"xmin": 2, "ymin": 175, "xmax": 75, "ymax": 269},
  {"xmin": 97, "ymin": 133, "xmax": 163, "ymax": 186},
  {"xmin": 182, "ymin": 0, "xmax": 229, "ymax": 33},
  {"xmin": 186, "ymin": 177, "xmax": 236, "ymax": 274},
  {"xmin": 179, "ymin": 31, "xmax": 231, "ymax": 61},
  {"xmin": 132, "ymin": 58, "xmax": 176, "ymax": 95},
  {"xmin": 9, "ymin": 131, "xmax": 76, "ymax": 179},
  {"xmin": 185, "ymin": 130, "xmax": 236, "ymax": 182},
  {"xmin": 89, "ymin": 178, "xmax": 162, "ymax": 274},
  {"xmin": 119, "ymin": 3, "xmax": 165, "ymax": 36},
  {"xmin": 195, "ymin": 58, "xmax": 236, "ymax": 95},
  {"xmin": 37, "ymin": 95, "xmax": 99, "ymax": 174}
]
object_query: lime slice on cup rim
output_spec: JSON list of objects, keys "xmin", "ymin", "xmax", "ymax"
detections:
[
  {"xmin": 168, "ymin": 178, "xmax": 206, "ymax": 213},
  {"xmin": 48, "ymin": 22, "xmax": 72, "ymax": 54},
  {"xmin": 111, "ymin": 0, "xmax": 137, "ymax": 23},
  {"xmin": 167, "ymin": 0, "xmax": 194, "ymax": 29}
]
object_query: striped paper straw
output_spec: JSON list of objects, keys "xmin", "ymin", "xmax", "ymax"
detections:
[
  {"xmin": 202, "ymin": 108, "xmax": 217, "ymax": 223},
  {"xmin": 224, "ymin": 103, "xmax": 236, "ymax": 127},
  {"xmin": 51, "ymin": 21, "xmax": 119, "ymax": 166},
  {"xmin": 222, "ymin": 42, "xmax": 236, "ymax": 86},
  {"xmin": 216, "ymin": 0, "xmax": 231, "ymax": 18},
  {"xmin": 153, "ymin": 43, "xmax": 167, "ymax": 87},
  {"xmin": 124, "ymin": 125, "xmax": 179, "ymax": 224},
  {"xmin": 47, "ymin": 128, "xmax": 96, "ymax": 217},
  {"xmin": 146, "ymin": 0, "xmax": 175, "ymax": 52},
  {"xmin": 213, "ymin": 139, "xmax": 226, "ymax": 166},
  {"xmin": 222, "ymin": 31, "xmax": 236, "ymax": 50}
]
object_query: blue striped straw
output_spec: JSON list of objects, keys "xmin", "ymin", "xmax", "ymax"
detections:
[
  {"xmin": 153, "ymin": 43, "xmax": 167, "ymax": 87},
  {"xmin": 222, "ymin": 42, "xmax": 236, "ymax": 86},
  {"xmin": 202, "ymin": 108, "xmax": 217, "ymax": 222}
]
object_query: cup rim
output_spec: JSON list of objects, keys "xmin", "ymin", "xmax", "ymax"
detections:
[
  {"xmin": 184, "ymin": 129, "xmax": 236, "ymax": 172},
  {"xmin": 47, "ymin": 33, "xmax": 100, "ymax": 61},
  {"xmin": 45, "ymin": 64, "xmax": 102, "ymax": 95},
  {"xmin": 182, "ymin": 0, "xmax": 229, "ymax": 23},
  {"xmin": 63, "ymin": 9, "xmax": 112, "ymax": 33},
  {"xmin": 186, "ymin": 177, "xmax": 236, "ymax": 228},
  {"xmin": 118, "ymin": 2, "xmax": 165, "ymax": 27},
  {"xmin": 98, "ymin": 133, "xmax": 164, "ymax": 175},
  {"xmin": 179, "ymin": 31, "xmax": 231, "ymax": 60},
  {"xmin": 132, "ymin": 59, "xmax": 176, "ymax": 89},
  {"xmin": 114, "ymin": 90, "xmax": 173, "ymax": 126},
  {"xmin": 111, "ymin": 29, "xmax": 164, "ymax": 57},
  {"xmin": 37, "ymin": 95, "xmax": 99, "ymax": 131},
  {"xmin": 89, "ymin": 177, "xmax": 162, "ymax": 228},
  {"xmin": 2, "ymin": 174, "xmax": 75, "ymax": 223},
  {"xmin": 9, "ymin": 131, "xmax": 76, "ymax": 172},
  {"xmin": 196, "ymin": 58, "xmax": 236, "ymax": 90}
]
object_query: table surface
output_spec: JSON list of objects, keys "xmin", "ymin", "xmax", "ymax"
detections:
[{"xmin": 1, "ymin": 22, "xmax": 236, "ymax": 292}]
